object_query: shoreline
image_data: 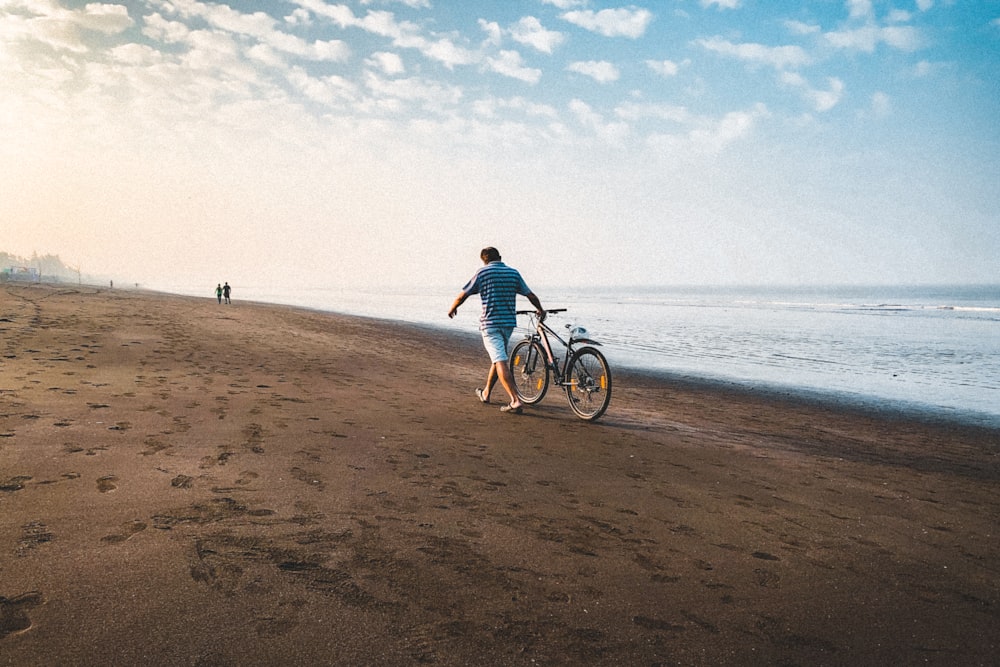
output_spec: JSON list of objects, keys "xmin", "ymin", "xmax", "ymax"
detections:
[
  {"xmin": 2, "ymin": 283, "xmax": 997, "ymax": 665},
  {"xmin": 16, "ymin": 280, "xmax": 999, "ymax": 429},
  {"xmin": 162, "ymin": 281, "xmax": 1000, "ymax": 431},
  {"xmin": 230, "ymin": 288, "xmax": 1000, "ymax": 432},
  {"xmin": 624, "ymin": 365, "xmax": 1000, "ymax": 432}
]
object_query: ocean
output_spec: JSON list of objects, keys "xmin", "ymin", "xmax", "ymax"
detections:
[{"xmin": 171, "ymin": 283, "xmax": 1000, "ymax": 427}]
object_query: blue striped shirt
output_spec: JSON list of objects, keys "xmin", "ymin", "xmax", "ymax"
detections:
[{"xmin": 461, "ymin": 261, "xmax": 532, "ymax": 329}]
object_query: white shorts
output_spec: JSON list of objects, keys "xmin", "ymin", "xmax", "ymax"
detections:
[{"xmin": 481, "ymin": 326, "xmax": 514, "ymax": 363}]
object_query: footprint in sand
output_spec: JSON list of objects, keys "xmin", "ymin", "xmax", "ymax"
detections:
[
  {"xmin": 236, "ymin": 471, "xmax": 259, "ymax": 485},
  {"xmin": 100, "ymin": 519, "xmax": 148, "ymax": 544},
  {"xmin": 0, "ymin": 476, "xmax": 32, "ymax": 492},
  {"xmin": 96, "ymin": 475, "xmax": 118, "ymax": 493},
  {"xmin": 16, "ymin": 521, "xmax": 54, "ymax": 557},
  {"xmin": 0, "ymin": 592, "xmax": 44, "ymax": 638},
  {"xmin": 171, "ymin": 474, "xmax": 194, "ymax": 489}
]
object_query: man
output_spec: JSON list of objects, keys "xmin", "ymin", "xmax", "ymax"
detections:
[
  {"xmin": 222, "ymin": 282, "xmax": 231, "ymax": 304},
  {"xmin": 448, "ymin": 247, "xmax": 545, "ymax": 414}
]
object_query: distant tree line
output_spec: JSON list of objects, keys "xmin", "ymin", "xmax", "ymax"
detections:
[{"xmin": 0, "ymin": 251, "xmax": 81, "ymax": 283}]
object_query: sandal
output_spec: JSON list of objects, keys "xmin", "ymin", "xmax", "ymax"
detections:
[
  {"xmin": 476, "ymin": 388, "xmax": 489, "ymax": 404},
  {"xmin": 500, "ymin": 403, "xmax": 523, "ymax": 414}
]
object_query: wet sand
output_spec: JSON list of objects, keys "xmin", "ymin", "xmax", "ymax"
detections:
[{"xmin": 1, "ymin": 283, "xmax": 997, "ymax": 666}]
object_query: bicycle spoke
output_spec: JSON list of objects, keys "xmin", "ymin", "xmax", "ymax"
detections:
[
  {"xmin": 510, "ymin": 339, "xmax": 549, "ymax": 404},
  {"xmin": 565, "ymin": 347, "xmax": 611, "ymax": 421}
]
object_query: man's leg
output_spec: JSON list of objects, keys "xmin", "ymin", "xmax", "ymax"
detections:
[
  {"xmin": 482, "ymin": 365, "xmax": 498, "ymax": 400},
  {"xmin": 495, "ymin": 360, "xmax": 521, "ymax": 408}
]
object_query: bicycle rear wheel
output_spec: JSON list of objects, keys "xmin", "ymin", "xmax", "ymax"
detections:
[
  {"xmin": 510, "ymin": 339, "xmax": 549, "ymax": 404},
  {"xmin": 564, "ymin": 346, "xmax": 611, "ymax": 421}
]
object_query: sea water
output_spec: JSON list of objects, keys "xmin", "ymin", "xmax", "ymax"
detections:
[{"xmin": 173, "ymin": 283, "xmax": 1000, "ymax": 427}]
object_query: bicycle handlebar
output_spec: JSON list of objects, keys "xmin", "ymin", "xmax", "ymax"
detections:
[{"xmin": 516, "ymin": 308, "xmax": 567, "ymax": 315}]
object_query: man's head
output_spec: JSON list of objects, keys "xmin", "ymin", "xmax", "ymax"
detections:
[{"xmin": 481, "ymin": 247, "xmax": 501, "ymax": 263}]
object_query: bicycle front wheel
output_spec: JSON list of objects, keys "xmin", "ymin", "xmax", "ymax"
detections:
[
  {"xmin": 510, "ymin": 339, "xmax": 549, "ymax": 404},
  {"xmin": 565, "ymin": 346, "xmax": 611, "ymax": 421}
]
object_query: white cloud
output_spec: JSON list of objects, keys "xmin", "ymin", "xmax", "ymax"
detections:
[
  {"xmin": 566, "ymin": 60, "xmax": 620, "ymax": 83},
  {"xmin": 781, "ymin": 72, "xmax": 844, "ymax": 112},
  {"xmin": 420, "ymin": 36, "xmax": 477, "ymax": 69},
  {"xmin": 178, "ymin": 29, "xmax": 243, "ymax": 73},
  {"xmin": 542, "ymin": 0, "xmax": 586, "ymax": 8},
  {"xmin": 160, "ymin": 0, "xmax": 252, "ymax": 31},
  {"xmin": 471, "ymin": 95, "xmax": 559, "ymax": 121},
  {"xmin": 486, "ymin": 50, "xmax": 542, "ymax": 84},
  {"xmin": 825, "ymin": 24, "xmax": 923, "ymax": 52},
  {"xmin": 245, "ymin": 43, "xmax": 286, "ymax": 68},
  {"xmin": 615, "ymin": 101, "xmax": 689, "ymax": 124},
  {"xmin": 785, "ymin": 20, "xmax": 820, "ymax": 36},
  {"xmin": 143, "ymin": 13, "xmax": 190, "ymax": 44},
  {"xmin": 0, "ymin": 1, "xmax": 133, "ymax": 53},
  {"xmin": 361, "ymin": 0, "xmax": 432, "ymax": 7},
  {"xmin": 697, "ymin": 36, "xmax": 810, "ymax": 69},
  {"xmin": 870, "ymin": 91, "xmax": 891, "ymax": 117},
  {"xmin": 151, "ymin": 0, "xmax": 349, "ymax": 62},
  {"xmin": 822, "ymin": 0, "xmax": 926, "ymax": 53},
  {"xmin": 510, "ymin": 16, "xmax": 564, "ymax": 54},
  {"xmin": 292, "ymin": 0, "xmax": 357, "ymax": 28},
  {"xmin": 363, "ymin": 70, "xmax": 463, "ymax": 111},
  {"xmin": 645, "ymin": 59, "xmax": 681, "ymax": 77},
  {"xmin": 293, "ymin": 1, "xmax": 477, "ymax": 69},
  {"xmin": 701, "ymin": 0, "xmax": 741, "ymax": 9},
  {"xmin": 560, "ymin": 7, "xmax": 654, "ymax": 39},
  {"xmin": 687, "ymin": 103, "xmax": 767, "ymax": 152},
  {"xmin": 367, "ymin": 51, "xmax": 405, "ymax": 75},
  {"xmin": 284, "ymin": 8, "xmax": 311, "ymax": 27},
  {"xmin": 879, "ymin": 25, "xmax": 923, "ymax": 51},
  {"xmin": 308, "ymin": 39, "xmax": 350, "ymax": 61},
  {"xmin": 109, "ymin": 42, "xmax": 163, "ymax": 66},
  {"xmin": 912, "ymin": 60, "xmax": 941, "ymax": 77},
  {"xmin": 478, "ymin": 19, "xmax": 502, "ymax": 47},
  {"xmin": 847, "ymin": 0, "xmax": 873, "ymax": 20},
  {"xmin": 780, "ymin": 71, "xmax": 806, "ymax": 86},
  {"xmin": 288, "ymin": 67, "xmax": 359, "ymax": 106},
  {"xmin": 1, "ymin": 17, "xmax": 82, "ymax": 54},
  {"xmin": 74, "ymin": 3, "xmax": 134, "ymax": 34},
  {"xmin": 825, "ymin": 25, "xmax": 878, "ymax": 51},
  {"xmin": 808, "ymin": 77, "xmax": 844, "ymax": 112},
  {"xmin": 568, "ymin": 98, "xmax": 629, "ymax": 143}
]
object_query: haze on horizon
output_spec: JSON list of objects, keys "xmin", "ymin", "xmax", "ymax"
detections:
[{"xmin": 1, "ymin": 0, "xmax": 997, "ymax": 292}]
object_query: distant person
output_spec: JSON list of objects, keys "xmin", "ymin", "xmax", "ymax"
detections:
[
  {"xmin": 223, "ymin": 282, "xmax": 231, "ymax": 304},
  {"xmin": 215, "ymin": 284, "xmax": 223, "ymax": 304},
  {"xmin": 448, "ymin": 247, "xmax": 545, "ymax": 414}
]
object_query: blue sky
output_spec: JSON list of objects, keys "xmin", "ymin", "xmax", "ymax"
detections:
[{"xmin": 1, "ymin": 0, "xmax": 997, "ymax": 290}]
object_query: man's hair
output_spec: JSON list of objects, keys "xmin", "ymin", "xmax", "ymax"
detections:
[{"xmin": 481, "ymin": 247, "xmax": 501, "ymax": 262}]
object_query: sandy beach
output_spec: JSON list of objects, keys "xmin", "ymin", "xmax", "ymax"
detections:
[{"xmin": 1, "ymin": 283, "xmax": 997, "ymax": 666}]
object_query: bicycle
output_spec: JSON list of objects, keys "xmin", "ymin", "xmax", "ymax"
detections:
[{"xmin": 510, "ymin": 309, "xmax": 612, "ymax": 421}]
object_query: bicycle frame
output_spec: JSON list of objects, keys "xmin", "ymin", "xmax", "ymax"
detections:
[
  {"xmin": 512, "ymin": 308, "xmax": 612, "ymax": 421},
  {"xmin": 517, "ymin": 309, "xmax": 602, "ymax": 385}
]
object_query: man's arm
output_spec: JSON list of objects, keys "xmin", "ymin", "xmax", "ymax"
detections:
[
  {"xmin": 448, "ymin": 292, "xmax": 469, "ymax": 319},
  {"xmin": 526, "ymin": 292, "xmax": 545, "ymax": 321}
]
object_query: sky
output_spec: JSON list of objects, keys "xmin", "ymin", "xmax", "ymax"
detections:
[{"xmin": 1, "ymin": 0, "xmax": 998, "ymax": 291}]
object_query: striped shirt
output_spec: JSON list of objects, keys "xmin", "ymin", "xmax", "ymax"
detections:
[{"xmin": 461, "ymin": 261, "xmax": 532, "ymax": 329}]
